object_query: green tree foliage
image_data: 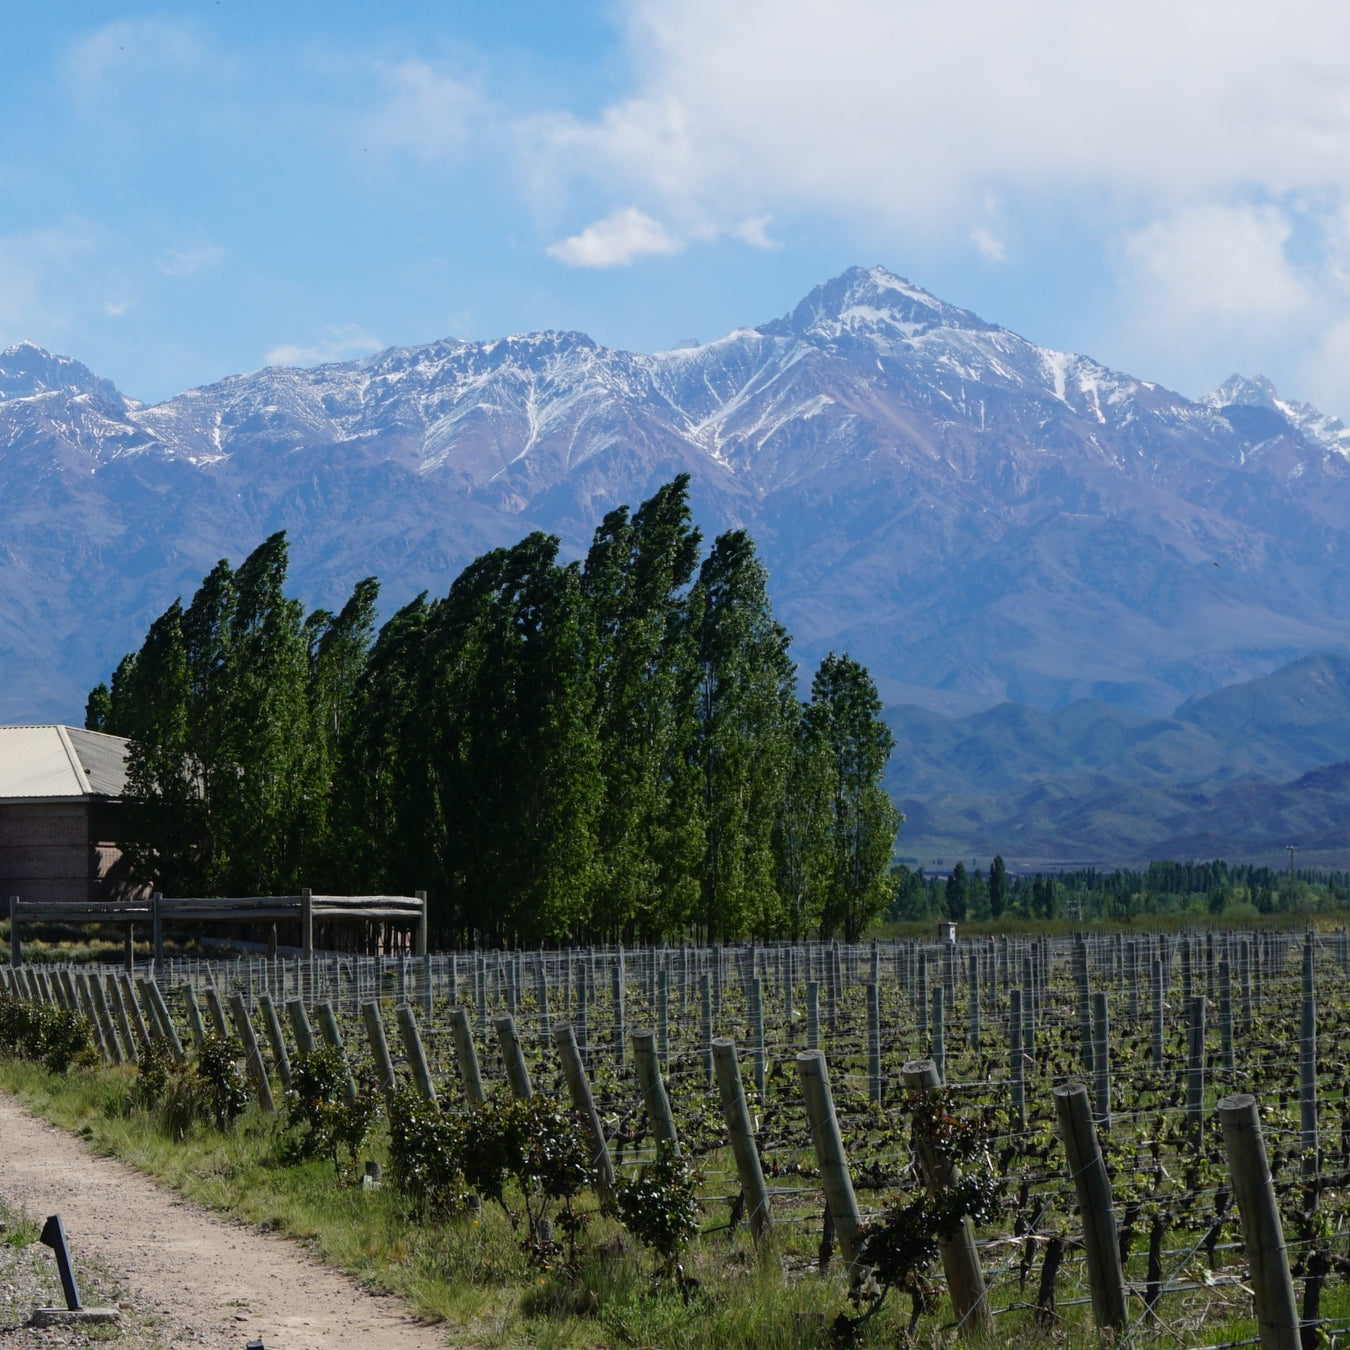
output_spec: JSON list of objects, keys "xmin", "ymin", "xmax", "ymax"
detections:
[
  {"xmin": 988, "ymin": 855, "xmax": 1008, "ymax": 919},
  {"xmin": 92, "ymin": 482, "xmax": 901, "ymax": 942},
  {"xmin": 944, "ymin": 861, "xmax": 968, "ymax": 921},
  {"xmin": 809, "ymin": 654, "xmax": 901, "ymax": 940},
  {"xmin": 691, "ymin": 530, "xmax": 797, "ymax": 940}
]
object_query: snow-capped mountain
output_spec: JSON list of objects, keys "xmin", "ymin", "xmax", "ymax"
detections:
[{"xmin": 6, "ymin": 264, "xmax": 1350, "ymax": 724}]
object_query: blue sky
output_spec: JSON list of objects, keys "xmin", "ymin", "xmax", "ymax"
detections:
[{"xmin": 6, "ymin": 2, "xmax": 1350, "ymax": 417}]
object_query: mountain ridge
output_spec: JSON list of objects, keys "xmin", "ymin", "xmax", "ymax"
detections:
[{"xmin": 5, "ymin": 264, "xmax": 1350, "ymax": 752}]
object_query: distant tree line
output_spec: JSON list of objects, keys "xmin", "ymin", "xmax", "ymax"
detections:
[
  {"xmin": 889, "ymin": 856, "xmax": 1350, "ymax": 923},
  {"xmin": 86, "ymin": 477, "xmax": 900, "ymax": 945}
]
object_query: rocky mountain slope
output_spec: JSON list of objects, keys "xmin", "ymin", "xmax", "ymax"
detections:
[
  {"xmin": 6, "ymin": 265, "xmax": 1350, "ymax": 738},
  {"xmin": 889, "ymin": 654, "xmax": 1350, "ymax": 869}
]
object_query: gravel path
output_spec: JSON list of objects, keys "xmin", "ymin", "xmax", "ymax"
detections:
[{"xmin": 0, "ymin": 1094, "xmax": 452, "ymax": 1349}]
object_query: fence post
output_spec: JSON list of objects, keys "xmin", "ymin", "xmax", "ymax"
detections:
[
  {"xmin": 228, "ymin": 993, "xmax": 275, "ymax": 1113},
  {"xmin": 362, "ymin": 1001, "xmax": 398, "ymax": 1100},
  {"xmin": 152, "ymin": 892, "xmax": 164, "ymax": 973},
  {"xmin": 8, "ymin": 896, "xmax": 18, "ymax": 966},
  {"xmin": 314, "ymin": 999, "xmax": 358, "ymax": 1106},
  {"xmin": 902, "ymin": 1058, "xmax": 992, "ymax": 1337},
  {"xmin": 107, "ymin": 975, "xmax": 139, "ymax": 1064},
  {"xmin": 1300, "ymin": 991, "xmax": 1318, "ymax": 1181},
  {"xmin": 797, "ymin": 1050, "xmax": 864, "ymax": 1270},
  {"xmin": 712, "ymin": 1037, "xmax": 773, "ymax": 1247},
  {"xmin": 632, "ymin": 1029, "xmax": 679, "ymax": 1154},
  {"xmin": 145, "ymin": 979, "xmax": 185, "ymax": 1063},
  {"xmin": 87, "ymin": 978, "xmax": 123, "ymax": 1065},
  {"xmin": 449, "ymin": 1005, "xmax": 486, "ymax": 1106},
  {"xmin": 1219, "ymin": 1094, "xmax": 1300, "ymax": 1350},
  {"xmin": 552, "ymin": 1022, "xmax": 616, "ymax": 1207},
  {"xmin": 1187, "ymin": 995, "xmax": 1207, "ymax": 1143},
  {"xmin": 494, "ymin": 1013, "xmax": 533, "ymax": 1098},
  {"xmin": 286, "ymin": 997, "xmax": 316, "ymax": 1056},
  {"xmin": 396, "ymin": 1004, "xmax": 438, "ymax": 1104},
  {"xmin": 1091, "ymin": 990, "xmax": 1111, "ymax": 1129},
  {"xmin": 1151, "ymin": 959, "xmax": 1165, "ymax": 1065},
  {"xmin": 202, "ymin": 984, "xmax": 229, "ymax": 1039},
  {"xmin": 1054, "ymin": 1080, "xmax": 1127, "ymax": 1331},
  {"xmin": 258, "ymin": 993, "xmax": 292, "ymax": 1091}
]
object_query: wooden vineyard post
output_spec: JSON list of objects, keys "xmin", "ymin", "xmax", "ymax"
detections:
[
  {"xmin": 1092, "ymin": 990, "xmax": 1111, "ymax": 1129},
  {"xmin": 552, "ymin": 1022, "xmax": 615, "ymax": 1207},
  {"xmin": 1240, "ymin": 939, "xmax": 1254, "ymax": 1034},
  {"xmin": 749, "ymin": 975, "xmax": 766, "ymax": 1097},
  {"xmin": 612, "ymin": 948, "xmax": 626, "ymax": 1069},
  {"xmin": 712, "ymin": 1038, "xmax": 773, "ymax": 1247},
  {"xmin": 202, "ymin": 984, "xmax": 229, "ymax": 1039},
  {"xmin": 152, "ymin": 892, "xmax": 164, "ymax": 973},
  {"xmin": 931, "ymin": 985, "xmax": 946, "ymax": 1083},
  {"xmin": 315, "ymin": 1000, "xmax": 358, "ymax": 1106},
  {"xmin": 1054, "ymin": 1081, "xmax": 1127, "ymax": 1332},
  {"xmin": 1009, "ymin": 988, "xmax": 1025, "ymax": 1127},
  {"xmin": 969, "ymin": 956, "xmax": 981, "ymax": 1051},
  {"xmin": 107, "ymin": 976, "xmax": 140, "ymax": 1064},
  {"xmin": 1219, "ymin": 958, "xmax": 1234, "ymax": 1077},
  {"xmin": 902, "ymin": 1058, "xmax": 992, "ymax": 1337},
  {"xmin": 1300, "ymin": 990, "xmax": 1318, "ymax": 1181},
  {"xmin": 494, "ymin": 1013, "xmax": 533, "ymax": 1098},
  {"xmin": 362, "ymin": 1001, "xmax": 398, "ymax": 1099},
  {"xmin": 395, "ymin": 1004, "xmax": 437, "ymax": 1103},
  {"xmin": 8, "ymin": 896, "xmax": 18, "ymax": 967},
  {"xmin": 286, "ymin": 997, "xmax": 316, "ymax": 1056},
  {"xmin": 867, "ymin": 982, "xmax": 882, "ymax": 1105},
  {"xmin": 806, "ymin": 980, "xmax": 820, "ymax": 1050},
  {"xmin": 228, "ymin": 993, "xmax": 275, "ymax": 1113},
  {"xmin": 449, "ymin": 1005, "xmax": 486, "ymax": 1106},
  {"xmin": 87, "ymin": 978, "xmax": 123, "ymax": 1065},
  {"xmin": 632, "ymin": 1029, "xmax": 679, "ymax": 1154},
  {"xmin": 258, "ymin": 993, "xmax": 292, "ymax": 1091},
  {"xmin": 145, "ymin": 979, "xmax": 184, "ymax": 1063},
  {"xmin": 1219, "ymin": 1094, "xmax": 1300, "ymax": 1350},
  {"xmin": 797, "ymin": 1050, "xmax": 864, "ymax": 1269},
  {"xmin": 1187, "ymin": 995, "xmax": 1206, "ymax": 1143},
  {"xmin": 657, "ymin": 967, "xmax": 670, "ymax": 1068},
  {"xmin": 1151, "ymin": 958, "xmax": 1165, "ymax": 1065},
  {"xmin": 700, "ymin": 971, "xmax": 714, "ymax": 1084}
]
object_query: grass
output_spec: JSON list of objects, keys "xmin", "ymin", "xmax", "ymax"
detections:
[{"xmin": 0, "ymin": 1058, "xmax": 879, "ymax": 1349}]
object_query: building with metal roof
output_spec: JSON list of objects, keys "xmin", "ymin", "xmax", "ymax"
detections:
[{"xmin": 0, "ymin": 725, "xmax": 141, "ymax": 907}]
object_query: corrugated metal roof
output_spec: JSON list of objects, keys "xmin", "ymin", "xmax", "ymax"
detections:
[{"xmin": 0, "ymin": 725, "xmax": 129, "ymax": 800}]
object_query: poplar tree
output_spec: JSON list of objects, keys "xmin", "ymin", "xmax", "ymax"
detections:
[
  {"xmin": 691, "ymin": 530, "xmax": 797, "ymax": 939},
  {"xmin": 582, "ymin": 476, "xmax": 703, "ymax": 940},
  {"xmin": 809, "ymin": 652, "xmax": 901, "ymax": 940}
]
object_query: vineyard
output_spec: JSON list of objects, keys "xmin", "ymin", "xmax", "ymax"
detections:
[{"xmin": 0, "ymin": 928, "xmax": 1345, "ymax": 1350}]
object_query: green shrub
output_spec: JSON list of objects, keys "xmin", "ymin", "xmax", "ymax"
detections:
[
  {"xmin": 387, "ymin": 1088, "xmax": 467, "ymax": 1219},
  {"xmin": 615, "ymin": 1143, "xmax": 700, "ymax": 1273},
  {"xmin": 196, "ymin": 1035, "xmax": 250, "ymax": 1130},
  {"xmin": 282, "ymin": 1046, "xmax": 377, "ymax": 1182},
  {"xmin": 0, "ymin": 993, "xmax": 94, "ymax": 1073}
]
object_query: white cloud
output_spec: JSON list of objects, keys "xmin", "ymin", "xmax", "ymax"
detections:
[
  {"xmin": 155, "ymin": 242, "xmax": 226, "ymax": 279},
  {"xmin": 534, "ymin": 1, "xmax": 1350, "ymax": 239},
  {"xmin": 357, "ymin": 59, "xmax": 480, "ymax": 161},
  {"xmin": 730, "ymin": 216, "xmax": 775, "ymax": 249},
  {"xmin": 65, "ymin": 18, "xmax": 206, "ymax": 90},
  {"xmin": 970, "ymin": 228, "xmax": 1006, "ymax": 263},
  {"xmin": 548, "ymin": 207, "xmax": 684, "ymax": 268},
  {"xmin": 0, "ymin": 222, "xmax": 99, "ymax": 342},
  {"xmin": 1121, "ymin": 205, "xmax": 1312, "ymax": 326},
  {"xmin": 265, "ymin": 325, "xmax": 384, "ymax": 368}
]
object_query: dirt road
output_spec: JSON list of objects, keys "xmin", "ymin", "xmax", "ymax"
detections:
[{"xmin": 0, "ymin": 1093, "xmax": 452, "ymax": 1349}]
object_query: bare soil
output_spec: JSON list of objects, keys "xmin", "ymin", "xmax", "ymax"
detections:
[{"xmin": 0, "ymin": 1094, "xmax": 452, "ymax": 1349}]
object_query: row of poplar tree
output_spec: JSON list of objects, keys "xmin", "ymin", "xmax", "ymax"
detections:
[{"xmin": 86, "ymin": 477, "xmax": 900, "ymax": 945}]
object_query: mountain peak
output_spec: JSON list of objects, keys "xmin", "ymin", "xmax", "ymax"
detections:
[
  {"xmin": 0, "ymin": 342, "xmax": 126, "ymax": 409},
  {"xmin": 1204, "ymin": 373, "xmax": 1350, "ymax": 455},
  {"xmin": 758, "ymin": 264, "xmax": 996, "ymax": 344}
]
